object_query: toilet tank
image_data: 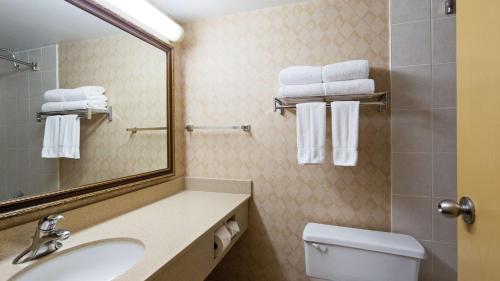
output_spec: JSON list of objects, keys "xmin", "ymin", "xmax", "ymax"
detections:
[{"xmin": 303, "ymin": 223, "xmax": 426, "ymax": 281}]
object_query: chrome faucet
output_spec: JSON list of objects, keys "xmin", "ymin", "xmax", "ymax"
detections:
[{"xmin": 13, "ymin": 214, "xmax": 71, "ymax": 264}]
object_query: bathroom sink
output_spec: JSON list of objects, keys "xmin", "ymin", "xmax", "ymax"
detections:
[{"xmin": 9, "ymin": 238, "xmax": 145, "ymax": 281}]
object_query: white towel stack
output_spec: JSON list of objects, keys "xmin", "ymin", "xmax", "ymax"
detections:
[
  {"xmin": 41, "ymin": 86, "xmax": 107, "ymax": 112},
  {"xmin": 279, "ymin": 60, "xmax": 375, "ymax": 98}
]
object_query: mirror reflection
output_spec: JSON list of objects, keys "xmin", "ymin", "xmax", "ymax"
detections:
[{"xmin": 0, "ymin": 0, "xmax": 169, "ymax": 201}]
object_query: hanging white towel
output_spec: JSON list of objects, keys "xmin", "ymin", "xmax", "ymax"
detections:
[
  {"xmin": 322, "ymin": 60, "xmax": 370, "ymax": 82},
  {"xmin": 331, "ymin": 101, "xmax": 359, "ymax": 166},
  {"xmin": 297, "ymin": 102, "xmax": 326, "ymax": 164},
  {"xmin": 279, "ymin": 65, "xmax": 323, "ymax": 85},
  {"xmin": 42, "ymin": 116, "xmax": 62, "ymax": 158},
  {"xmin": 58, "ymin": 115, "xmax": 80, "ymax": 159},
  {"xmin": 279, "ymin": 83, "xmax": 325, "ymax": 98},
  {"xmin": 324, "ymin": 79, "xmax": 375, "ymax": 96}
]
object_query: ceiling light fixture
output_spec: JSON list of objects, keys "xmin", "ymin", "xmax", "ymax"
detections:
[{"xmin": 95, "ymin": 0, "xmax": 184, "ymax": 42}]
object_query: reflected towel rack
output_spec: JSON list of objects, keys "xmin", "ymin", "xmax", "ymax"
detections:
[
  {"xmin": 185, "ymin": 125, "xmax": 251, "ymax": 132},
  {"xmin": 36, "ymin": 107, "xmax": 112, "ymax": 122},
  {"xmin": 126, "ymin": 126, "xmax": 168, "ymax": 134},
  {"xmin": 274, "ymin": 91, "xmax": 389, "ymax": 115}
]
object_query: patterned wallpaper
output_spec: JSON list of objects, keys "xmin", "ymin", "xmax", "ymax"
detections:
[
  {"xmin": 58, "ymin": 34, "xmax": 170, "ymax": 188},
  {"xmin": 179, "ymin": 0, "xmax": 390, "ymax": 280}
]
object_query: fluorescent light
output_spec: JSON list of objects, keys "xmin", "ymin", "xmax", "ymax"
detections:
[{"xmin": 96, "ymin": 0, "xmax": 184, "ymax": 42}]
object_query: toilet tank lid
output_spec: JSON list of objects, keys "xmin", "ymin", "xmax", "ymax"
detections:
[{"xmin": 303, "ymin": 223, "xmax": 426, "ymax": 259}]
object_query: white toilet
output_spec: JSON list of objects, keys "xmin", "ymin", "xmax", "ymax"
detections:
[{"xmin": 303, "ymin": 223, "xmax": 425, "ymax": 281}]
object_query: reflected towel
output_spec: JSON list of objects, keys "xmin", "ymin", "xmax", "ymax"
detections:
[
  {"xmin": 42, "ymin": 116, "xmax": 61, "ymax": 158},
  {"xmin": 279, "ymin": 65, "xmax": 323, "ymax": 85},
  {"xmin": 58, "ymin": 115, "xmax": 80, "ymax": 159},
  {"xmin": 322, "ymin": 60, "xmax": 369, "ymax": 82},
  {"xmin": 44, "ymin": 86, "xmax": 105, "ymax": 102},
  {"xmin": 297, "ymin": 102, "xmax": 326, "ymax": 164},
  {"xmin": 331, "ymin": 101, "xmax": 359, "ymax": 166},
  {"xmin": 41, "ymin": 100, "xmax": 107, "ymax": 112}
]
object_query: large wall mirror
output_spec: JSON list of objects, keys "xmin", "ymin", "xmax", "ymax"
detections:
[{"xmin": 0, "ymin": 0, "xmax": 174, "ymax": 216}]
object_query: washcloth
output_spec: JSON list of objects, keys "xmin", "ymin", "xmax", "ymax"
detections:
[
  {"xmin": 41, "ymin": 100, "xmax": 107, "ymax": 112},
  {"xmin": 322, "ymin": 60, "xmax": 369, "ymax": 82},
  {"xmin": 279, "ymin": 66, "xmax": 322, "ymax": 85},
  {"xmin": 42, "ymin": 116, "xmax": 61, "ymax": 158},
  {"xmin": 331, "ymin": 101, "xmax": 359, "ymax": 166},
  {"xmin": 279, "ymin": 83, "xmax": 325, "ymax": 98},
  {"xmin": 58, "ymin": 115, "xmax": 80, "ymax": 159},
  {"xmin": 44, "ymin": 86, "xmax": 105, "ymax": 102},
  {"xmin": 324, "ymin": 79, "xmax": 375, "ymax": 96},
  {"xmin": 297, "ymin": 102, "xmax": 326, "ymax": 164}
]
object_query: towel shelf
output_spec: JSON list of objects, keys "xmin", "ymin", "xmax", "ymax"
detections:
[
  {"xmin": 273, "ymin": 91, "xmax": 389, "ymax": 115},
  {"xmin": 185, "ymin": 125, "xmax": 251, "ymax": 132},
  {"xmin": 36, "ymin": 107, "xmax": 112, "ymax": 122}
]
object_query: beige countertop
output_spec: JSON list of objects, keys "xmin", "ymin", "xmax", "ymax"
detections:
[{"xmin": 2, "ymin": 190, "xmax": 250, "ymax": 281}]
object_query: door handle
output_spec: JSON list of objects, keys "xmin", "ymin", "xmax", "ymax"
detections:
[{"xmin": 438, "ymin": 197, "xmax": 475, "ymax": 224}]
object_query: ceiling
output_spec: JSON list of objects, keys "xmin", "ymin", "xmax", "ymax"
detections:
[
  {"xmin": 150, "ymin": 0, "xmax": 308, "ymax": 22},
  {"xmin": 0, "ymin": 0, "xmax": 307, "ymax": 51},
  {"xmin": 0, "ymin": 0, "xmax": 121, "ymax": 51}
]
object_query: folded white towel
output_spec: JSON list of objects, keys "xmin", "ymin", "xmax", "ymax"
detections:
[
  {"xmin": 322, "ymin": 60, "xmax": 369, "ymax": 82},
  {"xmin": 279, "ymin": 83, "xmax": 325, "ymax": 98},
  {"xmin": 297, "ymin": 102, "xmax": 326, "ymax": 164},
  {"xmin": 331, "ymin": 101, "xmax": 359, "ymax": 166},
  {"xmin": 59, "ymin": 115, "xmax": 80, "ymax": 159},
  {"xmin": 279, "ymin": 66, "xmax": 322, "ymax": 85},
  {"xmin": 324, "ymin": 79, "xmax": 375, "ymax": 96},
  {"xmin": 44, "ymin": 86, "xmax": 105, "ymax": 102},
  {"xmin": 42, "ymin": 116, "xmax": 61, "ymax": 158},
  {"xmin": 41, "ymin": 100, "xmax": 107, "ymax": 112}
]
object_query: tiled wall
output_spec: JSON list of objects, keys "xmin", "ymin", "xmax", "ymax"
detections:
[
  {"xmin": 0, "ymin": 46, "xmax": 59, "ymax": 200},
  {"xmin": 180, "ymin": 0, "xmax": 390, "ymax": 280},
  {"xmin": 390, "ymin": 0, "xmax": 456, "ymax": 280}
]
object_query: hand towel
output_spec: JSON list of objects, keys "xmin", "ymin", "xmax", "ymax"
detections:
[
  {"xmin": 59, "ymin": 115, "xmax": 80, "ymax": 159},
  {"xmin": 41, "ymin": 100, "xmax": 107, "ymax": 112},
  {"xmin": 331, "ymin": 101, "xmax": 359, "ymax": 166},
  {"xmin": 279, "ymin": 66, "xmax": 322, "ymax": 85},
  {"xmin": 42, "ymin": 116, "xmax": 61, "ymax": 158},
  {"xmin": 279, "ymin": 83, "xmax": 325, "ymax": 98},
  {"xmin": 324, "ymin": 79, "xmax": 375, "ymax": 96},
  {"xmin": 43, "ymin": 86, "xmax": 105, "ymax": 102},
  {"xmin": 297, "ymin": 102, "xmax": 326, "ymax": 164},
  {"xmin": 322, "ymin": 60, "xmax": 369, "ymax": 82}
]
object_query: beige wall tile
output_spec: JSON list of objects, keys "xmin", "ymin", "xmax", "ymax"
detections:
[{"xmin": 180, "ymin": 0, "xmax": 390, "ymax": 280}]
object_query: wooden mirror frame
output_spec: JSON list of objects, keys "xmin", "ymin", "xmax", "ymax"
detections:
[{"xmin": 0, "ymin": 0, "xmax": 175, "ymax": 219}]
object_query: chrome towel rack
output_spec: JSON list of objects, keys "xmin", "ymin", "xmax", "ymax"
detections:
[
  {"xmin": 185, "ymin": 124, "xmax": 251, "ymax": 132},
  {"xmin": 126, "ymin": 126, "xmax": 168, "ymax": 134},
  {"xmin": 36, "ymin": 107, "xmax": 112, "ymax": 122},
  {"xmin": 274, "ymin": 91, "xmax": 389, "ymax": 115}
]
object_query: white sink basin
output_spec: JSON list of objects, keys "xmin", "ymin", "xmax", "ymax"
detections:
[{"xmin": 9, "ymin": 238, "xmax": 145, "ymax": 281}]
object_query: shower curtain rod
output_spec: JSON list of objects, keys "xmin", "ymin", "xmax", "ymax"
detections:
[{"xmin": 0, "ymin": 54, "xmax": 39, "ymax": 71}]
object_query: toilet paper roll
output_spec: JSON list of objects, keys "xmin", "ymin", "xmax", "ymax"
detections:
[
  {"xmin": 226, "ymin": 220, "xmax": 240, "ymax": 238},
  {"xmin": 214, "ymin": 225, "xmax": 232, "ymax": 258}
]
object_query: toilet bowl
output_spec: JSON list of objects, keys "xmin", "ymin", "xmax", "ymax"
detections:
[{"xmin": 303, "ymin": 223, "xmax": 425, "ymax": 281}]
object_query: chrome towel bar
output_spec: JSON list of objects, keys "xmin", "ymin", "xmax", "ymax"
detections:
[
  {"xmin": 185, "ymin": 125, "xmax": 251, "ymax": 132},
  {"xmin": 126, "ymin": 126, "xmax": 168, "ymax": 134}
]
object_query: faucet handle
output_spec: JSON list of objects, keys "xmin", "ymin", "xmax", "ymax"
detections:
[{"xmin": 39, "ymin": 214, "xmax": 64, "ymax": 231}]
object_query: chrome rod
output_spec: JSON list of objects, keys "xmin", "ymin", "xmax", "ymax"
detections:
[
  {"xmin": 185, "ymin": 125, "xmax": 251, "ymax": 132},
  {"xmin": 274, "ymin": 101, "xmax": 386, "ymax": 109},
  {"xmin": 36, "ymin": 107, "xmax": 112, "ymax": 122},
  {"xmin": 126, "ymin": 126, "xmax": 169, "ymax": 134},
  {"xmin": 0, "ymin": 54, "xmax": 39, "ymax": 71}
]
